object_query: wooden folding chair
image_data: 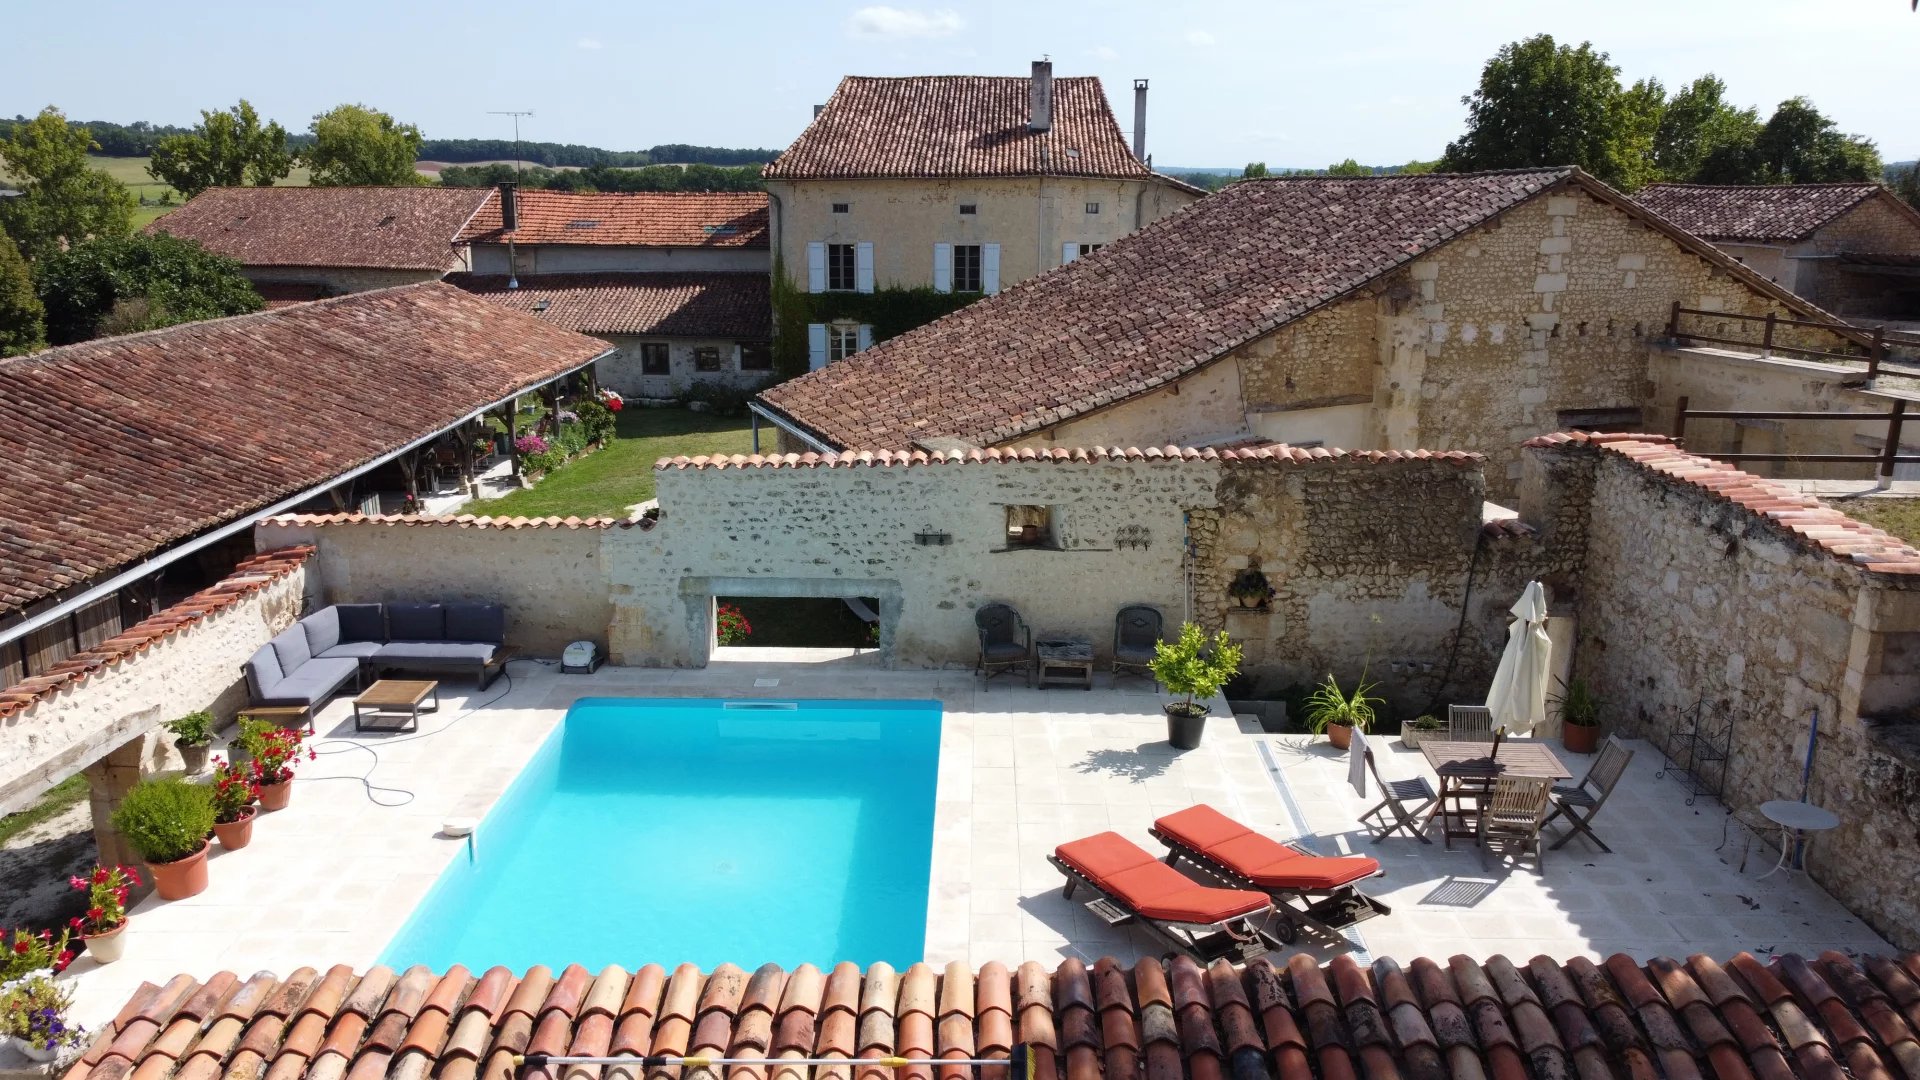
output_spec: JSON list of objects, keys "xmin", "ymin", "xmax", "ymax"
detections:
[
  {"xmin": 1445, "ymin": 705, "xmax": 1495, "ymax": 741},
  {"xmin": 1478, "ymin": 774, "xmax": 1555, "ymax": 871},
  {"xmin": 1355, "ymin": 732, "xmax": 1438, "ymax": 844},
  {"xmin": 1544, "ymin": 736, "xmax": 1635, "ymax": 852}
]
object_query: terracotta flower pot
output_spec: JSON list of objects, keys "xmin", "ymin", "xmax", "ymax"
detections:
[
  {"xmin": 213, "ymin": 808, "xmax": 257, "ymax": 850},
  {"xmin": 84, "ymin": 920, "xmax": 128, "ymax": 964},
  {"xmin": 147, "ymin": 842, "xmax": 210, "ymax": 901},
  {"xmin": 1326, "ymin": 722, "xmax": 1354, "ymax": 751},
  {"xmin": 257, "ymin": 779, "xmax": 292, "ymax": 812},
  {"xmin": 1562, "ymin": 722, "xmax": 1600, "ymax": 754}
]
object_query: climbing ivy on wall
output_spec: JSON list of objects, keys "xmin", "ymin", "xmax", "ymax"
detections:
[{"xmin": 769, "ymin": 255, "xmax": 985, "ymax": 381}]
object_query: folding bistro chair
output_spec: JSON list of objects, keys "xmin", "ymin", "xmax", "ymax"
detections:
[
  {"xmin": 1445, "ymin": 705, "xmax": 1495, "ymax": 742},
  {"xmin": 1352, "ymin": 729, "xmax": 1438, "ymax": 843},
  {"xmin": 1477, "ymin": 774, "xmax": 1555, "ymax": 871},
  {"xmin": 1543, "ymin": 735, "xmax": 1635, "ymax": 852}
]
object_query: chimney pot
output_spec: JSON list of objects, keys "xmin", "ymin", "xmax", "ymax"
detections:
[
  {"xmin": 1029, "ymin": 59, "xmax": 1053, "ymax": 132},
  {"xmin": 812, "ymin": 103, "xmax": 825, "ymax": 118},
  {"xmin": 498, "ymin": 181, "xmax": 518, "ymax": 232},
  {"xmin": 1133, "ymin": 79, "xmax": 1148, "ymax": 161}
]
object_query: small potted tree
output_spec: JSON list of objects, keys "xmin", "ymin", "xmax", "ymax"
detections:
[
  {"xmin": 1550, "ymin": 676, "xmax": 1604, "ymax": 754},
  {"xmin": 65, "ymin": 865, "xmax": 139, "ymax": 964},
  {"xmin": 1150, "ymin": 623, "xmax": 1244, "ymax": 750},
  {"xmin": 1301, "ymin": 672, "xmax": 1382, "ymax": 751},
  {"xmin": 209, "ymin": 757, "xmax": 259, "ymax": 850},
  {"xmin": 165, "ymin": 710, "xmax": 215, "ymax": 775},
  {"xmin": 109, "ymin": 777, "xmax": 216, "ymax": 901},
  {"xmin": 237, "ymin": 717, "xmax": 312, "ymax": 812}
]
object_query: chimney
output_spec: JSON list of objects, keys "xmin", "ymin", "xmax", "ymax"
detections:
[
  {"xmin": 1029, "ymin": 59, "xmax": 1053, "ymax": 132},
  {"xmin": 813, "ymin": 103, "xmax": 825, "ymax": 118},
  {"xmin": 498, "ymin": 181, "xmax": 518, "ymax": 232},
  {"xmin": 1132, "ymin": 79, "xmax": 1148, "ymax": 161}
]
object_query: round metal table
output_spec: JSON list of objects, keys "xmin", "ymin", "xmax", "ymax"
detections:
[{"xmin": 1757, "ymin": 799, "xmax": 1839, "ymax": 879}]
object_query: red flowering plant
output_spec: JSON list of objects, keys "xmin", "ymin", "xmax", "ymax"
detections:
[
  {"xmin": 0, "ymin": 927, "xmax": 73, "ymax": 978},
  {"xmin": 210, "ymin": 758, "xmax": 258, "ymax": 824},
  {"xmin": 236, "ymin": 718, "xmax": 314, "ymax": 785},
  {"xmin": 67, "ymin": 865, "xmax": 139, "ymax": 937},
  {"xmin": 715, "ymin": 603, "xmax": 752, "ymax": 646}
]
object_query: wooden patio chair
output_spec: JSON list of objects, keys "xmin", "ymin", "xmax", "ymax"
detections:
[
  {"xmin": 974, "ymin": 603, "xmax": 1032, "ymax": 690},
  {"xmin": 1112, "ymin": 605, "xmax": 1163, "ymax": 688},
  {"xmin": 1477, "ymin": 774, "xmax": 1555, "ymax": 871},
  {"xmin": 1544, "ymin": 735, "xmax": 1636, "ymax": 852},
  {"xmin": 1444, "ymin": 705, "xmax": 1496, "ymax": 742},
  {"xmin": 1353, "ymin": 729, "xmax": 1438, "ymax": 844}
]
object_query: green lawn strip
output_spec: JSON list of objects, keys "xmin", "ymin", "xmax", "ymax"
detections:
[
  {"xmin": 722, "ymin": 596, "xmax": 877, "ymax": 648},
  {"xmin": 480, "ymin": 408, "xmax": 755, "ymax": 519},
  {"xmin": 0, "ymin": 774, "xmax": 88, "ymax": 847}
]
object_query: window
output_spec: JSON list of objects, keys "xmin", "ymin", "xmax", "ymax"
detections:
[
  {"xmin": 1085, "ymin": 201, "xmax": 1100, "ymax": 215},
  {"xmin": 739, "ymin": 342, "xmax": 772, "ymax": 372},
  {"xmin": 827, "ymin": 243, "xmax": 856, "ymax": 291},
  {"xmin": 639, "ymin": 342, "xmax": 670, "ymax": 375},
  {"xmin": 829, "ymin": 324, "xmax": 861, "ymax": 363},
  {"xmin": 1077, "ymin": 243, "xmax": 1104, "ymax": 258},
  {"xmin": 831, "ymin": 202, "xmax": 850, "ymax": 214},
  {"xmin": 953, "ymin": 244, "xmax": 983, "ymax": 293},
  {"xmin": 959, "ymin": 203, "xmax": 977, "ymax": 215},
  {"xmin": 1005, "ymin": 505, "xmax": 1056, "ymax": 549},
  {"xmin": 694, "ymin": 346, "xmax": 722, "ymax": 372}
]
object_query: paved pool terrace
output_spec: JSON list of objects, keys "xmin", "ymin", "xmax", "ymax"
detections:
[{"xmin": 60, "ymin": 655, "xmax": 1891, "ymax": 1027}]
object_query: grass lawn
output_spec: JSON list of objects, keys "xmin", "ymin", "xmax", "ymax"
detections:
[
  {"xmin": 1836, "ymin": 497, "xmax": 1920, "ymax": 546},
  {"xmin": 481, "ymin": 408, "xmax": 755, "ymax": 518},
  {"xmin": 0, "ymin": 774, "xmax": 87, "ymax": 847}
]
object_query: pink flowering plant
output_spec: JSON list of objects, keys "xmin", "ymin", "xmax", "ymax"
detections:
[
  {"xmin": 210, "ymin": 757, "xmax": 258, "ymax": 823},
  {"xmin": 513, "ymin": 433, "xmax": 549, "ymax": 455},
  {"xmin": 67, "ymin": 865, "xmax": 139, "ymax": 937},
  {"xmin": 0, "ymin": 928, "xmax": 73, "ymax": 979},
  {"xmin": 236, "ymin": 718, "xmax": 314, "ymax": 784}
]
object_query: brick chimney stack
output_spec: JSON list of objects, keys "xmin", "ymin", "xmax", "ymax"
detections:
[{"xmin": 1029, "ymin": 59, "xmax": 1053, "ymax": 132}]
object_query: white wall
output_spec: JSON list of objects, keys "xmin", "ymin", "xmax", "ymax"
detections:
[{"xmin": 1249, "ymin": 402, "xmax": 1371, "ymax": 449}]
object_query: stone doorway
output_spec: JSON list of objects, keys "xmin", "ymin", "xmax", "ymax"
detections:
[{"xmin": 680, "ymin": 577, "xmax": 903, "ymax": 667}]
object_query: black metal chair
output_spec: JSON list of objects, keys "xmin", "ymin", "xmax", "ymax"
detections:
[
  {"xmin": 975, "ymin": 603, "xmax": 1032, "ymax": 689},
  {"xmin": 1112, "ymin": 605, "xmax": 1163, "ymax": 688}
]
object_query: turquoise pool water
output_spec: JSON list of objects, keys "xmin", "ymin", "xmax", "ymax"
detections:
[{"xmin": 380, "ymin": 698, "xmax": 941, "ymax": 971}]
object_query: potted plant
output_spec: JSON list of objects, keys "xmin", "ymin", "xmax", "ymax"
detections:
[
  {"xmin": 109, "ymin": 777, "xmax": 215, "ymax": 901},
  {"xmin": 0, "ymin": 972, "xmax": 85, "ymax": 1063},
  {"xmin": 1400, "ymin": 713, "xmax": 1444, "ymax": 749},
  {"xmin": 715, "ymin": 604, "xmax": 752, "ymax": 647},
  {"xmin": 65, "ymin": 865, "xmax": 138, "ymax": 965},
  {"xmin": 1301, "ymin": 672, "xmax": 1382, "ymax": 751},
  {"xmin": 237, "ymin": 717, "xmax": 312, "ymax": 812},
  {"xmin": 0, "ymin": 929, "xmax": 72, "ymax": 981},
  {"xmin": 164, "ymin": 710, "xmax": 215, "ymax": 775},
  {"xmin": 209, "ymin": 758, "xmax": 259, "ymax": 850},
  {"xmin": 1149, "ymin": 623, "xmax": 1244, "ymax": 750},
  {"xmin": 1550, "ymin": 676, "xmax": 1604, "ymax": 754},
  {"xmin": 1227, "ymin": 564, "xmax": 1276, "ymax": 610}
]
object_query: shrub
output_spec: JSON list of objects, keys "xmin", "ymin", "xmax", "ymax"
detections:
[
  {"xmin": 676, "ymin": 380, "xmax": 764, "ymax": 417},
  {"xmin": 0, "ymin": 972, "xmax": 86, "ymax": 1054},
  {"xmin": 576, "ymin": 398, "xmax": 617, "ymax": 444},
  {"xmin": 715, "ymin": 604, "xmax": 752, "ymax": 646},
  {"xmin": 164, "ymin": 710, "xmax": 214, "ymax": 746},
  {"xmin": 67, "ymin": 865, "xmax": 139, "ymax": 935},
  {"xmin": 1150, "ymin": 623, "xmax": 1244, "ymax": 718},
  {"xmin": 1301, "ymin": 673, "xmax": 1383, "ymax": 735},
  {"xmin": 108, "ymin": 777, "xmax": 214, "ymax": 864}
]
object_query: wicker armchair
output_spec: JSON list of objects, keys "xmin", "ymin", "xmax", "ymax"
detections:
[
  {"xmin": 1112, "ymin": 605, "xmax": 1163, "ymax": 687},
  {"xmin": 975, "ymin": 604, "xmax": 1032, "ymax": 689}
]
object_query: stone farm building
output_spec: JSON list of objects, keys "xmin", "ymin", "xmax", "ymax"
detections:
[
  {"xmin": 147, "ymin": 186, "xmax": 492, "ymax": 302},
  {"xmin": 448, "ymin": 188, "xmax": 772, "ymax": 401},
  {"xmin": 1637, "ymin": 182, "xmax": 1920, "ymax": 324},
  {"xmin": 757, "ymin": 167, "xmax": 1859, "ymax": 493}
]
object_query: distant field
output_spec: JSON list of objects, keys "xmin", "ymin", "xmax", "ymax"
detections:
[
  {"xmin": 84, "ymin": 155, "xmax": 312, "ymax": 227},
  {"xmin": 415, "ymin": 159, "xmax": 578, "ymax": 175}
]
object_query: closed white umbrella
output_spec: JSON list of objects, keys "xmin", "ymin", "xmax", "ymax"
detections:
[{"xmin": 1486, "ymin": 580, "xmax": 1552, "ymax": 734}]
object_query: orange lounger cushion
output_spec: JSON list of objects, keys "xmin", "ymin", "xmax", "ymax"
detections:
[
  {"xmin": 1055, "ymin": 831, "xmax": 1270, "ymax": 924},
  {"xmin": 1155, "ymin": 804, "xmax": 1380, "ymax": 891}
]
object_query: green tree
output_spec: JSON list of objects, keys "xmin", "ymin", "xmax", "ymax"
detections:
[
  {"xmin": 146, "ymin": 100, "xmax": 295, "ymax": 198},
  {"xmin": 33, "ymin": 231, "xmax": 261, "ymax": 344},
  {"xmin": 0, "ymin": 233, "xmax": 46, "ymax": 356},
  {"xmin": 1440, "ymin": 35, "xmax": 1648, "ymax": 189},
  {"xmin": 1890, "ymin": 162, "xmax": 1920, "ymax": 211},
  {"xmin": 0, "ymin": 107, "xmax": 135, "ymax": 261},
  {"xmin": 1241, "ymin": 162, "xmax": 1269, "ymax": 178},
  {"xmin": 1653, "ymin": 75, "xmax": 1759, "ymax": 182},
  {"xmin": 304, "ymin": 104, "xmax": 426, "ymax": 187},
  {"xmin": 1749, "ymin": 97, "xmax": 1881, "ymax": 183},
  {"xmin": 1326, "ymin": 159, "xmax": 1371, "ymax": 176},
  {"xmin": 1398, "ymin": 159, "xmax": 1441, "ymax": 174}
]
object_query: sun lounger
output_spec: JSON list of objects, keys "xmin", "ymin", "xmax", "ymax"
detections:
[
  {"xmin": 1149, "ymin": 804, "xmax": 1391, "ymax": 943},
  {"xmin": 1050, "ymin": 831, "xmax": 1281, "ymax": 962}
]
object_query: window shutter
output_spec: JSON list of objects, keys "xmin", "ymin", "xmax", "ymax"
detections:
[
  {"xmin": 855, "ymin": 242, "xmax": 875, "ymax": 293},
  {"xmin": 808, "ymin": 323, "xmax": 828, "ymax": 369},
  {"xmin": 856, "ymin": 324, "xmax": 873, "ymax": 352},
  {"xmin": 982, "ymin": 244, "xmax": 1001, "ymax": 294},
  {"xmin": 806, "ymin": 242, "xmax": 826, "ymax": 293},
  {"xmin": 933, "ymin": 242, "xmax": 953, "ymax": 293},
  {"xmin": 1061, "ymin": 241, "xmax": 1078, "ymax": 265}
]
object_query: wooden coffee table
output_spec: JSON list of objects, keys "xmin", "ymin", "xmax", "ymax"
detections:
[
  {"xmin": 353, "ymin": 679, "xmax": 440, "ymax": 732},
  {"xmin": 1035, "ymin": 637, "xmax": 1095, "ymax": 690}
]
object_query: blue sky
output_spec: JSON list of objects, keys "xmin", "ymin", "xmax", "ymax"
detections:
[{"xmin": 10, "ymin": 0, "xmax": 1914, "ymax": 167}]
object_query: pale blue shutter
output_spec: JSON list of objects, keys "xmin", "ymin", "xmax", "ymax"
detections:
[
  {"xmin": 982, "ymin": 244, "xmax": 1001, "ymax": 294},
  {"xmin": 856, "ymin": 325, "xmax": 873, "ymax": 352},
  {"xmin": 1061, "ymin": 241, "xmax": 1078, "ymax": 265},
  {"xmin": 855, "ymin": 241, "xmax": 875, "ymax": 293},
  {"xmin": 807, "ymin": 324, "xmax": 828, "ymax": 369},
  {"xmin": 933, "ymin": 243, "xmax": 953, "ymax": 293},
  {"xmin": 806, "ymin": 242, "xmax": 826, "ymax": 293}
]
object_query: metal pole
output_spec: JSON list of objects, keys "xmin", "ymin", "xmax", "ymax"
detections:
[
  {"xmin": 1871, "ymin": 326, "xmax": 1887, "ymax": 382},
  {"xmin": 1673, "ymin": 396, "xmax": 1689, "ymax": 443},
  {"xmin": 1880, "ymin": 398, "xmax": 1907, "ymax": 486}
]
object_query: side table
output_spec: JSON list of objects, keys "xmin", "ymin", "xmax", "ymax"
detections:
[
  {"xmin": 1757, "ymin": 799, "xmax": 1839, "ymax": 879},
  {"xmin": 1035, "ymin": 637, "xmax": 1094, "ymax": 690}
]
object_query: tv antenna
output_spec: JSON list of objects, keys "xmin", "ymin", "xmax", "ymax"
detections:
[{"xmin": 487, "ymin": 110, "xmax": 535, "ymax": 179}]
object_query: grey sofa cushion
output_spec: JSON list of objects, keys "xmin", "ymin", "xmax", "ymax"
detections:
[
  {"xmin": 445, "ymin": 603, "xmax": 504, "ymax": 645},
  {"xmin": 982, "ymin": 641, "xmax": 1029, "ymax": 662},
  {"xmin": 376, "ymin": 641, "xmax": 496, "ymax": 664},
  {"xmin": 316, "ymin": 641, "xmax": 384, "ymax": 661},
  {"xmin": 268, "ymin": 627, "xmax": 311, "ymax": 678},
  {"xmin": 302, "ymin": 606, "xmax": 341, "ymax": 656},
  {"xmin": 337, "ymin": 604, "xmax": 386, "ymax": 643},
  {"xmin": 260, "ymin": 658, "xmax": 360, "ymax": 705},
  {"xmin": 387, "ymin": 603, "xmax": 444, "ymax": 641},
  {"xmin": 1115, "ymin": 644, "xmax": 1157, "ymax": 665},
  {"xmin": 245, "ymin": 644, "xmax": 283, "ymax": 699}
]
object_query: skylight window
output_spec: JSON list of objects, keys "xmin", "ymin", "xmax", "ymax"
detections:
[
  {"xmin": 703, "ymin": 224, "xmax": 740, "ymax": 235},
  {"xmin": 376, "ymin": 215, "xmax": 395, "ymax": 227},
  {"xmin": 565, "ymin": 219, "xmax": 600, "ymax": 229}
]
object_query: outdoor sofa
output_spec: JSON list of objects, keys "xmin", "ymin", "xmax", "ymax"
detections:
[{"xmin": 245, "ymin": 602, "xmax": 508, "ymax": 722}]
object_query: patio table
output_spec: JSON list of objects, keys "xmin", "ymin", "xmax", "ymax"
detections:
[
  {"xmin": 1421, "ymin": 740, "xmax": 1572, "ymax": 846},
  {"xmin": 1035, "ymin": 636, "xmax": 1094, "ymax": 690}
]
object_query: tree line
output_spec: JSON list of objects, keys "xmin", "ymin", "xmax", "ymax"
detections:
[{"xmin": 436, "ymin": 161, "xmax": 764, "ymax": 192}]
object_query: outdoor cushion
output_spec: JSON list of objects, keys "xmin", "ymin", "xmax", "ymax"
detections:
[
  {"xmin": 444, "ymin": 602, "xmax": 505, "ymax": 645},
  {"xmin": 1115, "ymin": 644, "xmax": 1157, "ymax": 665},
  {"xmin": 301, "ymin": 606, "xmax": 342, "ymax": 657},
  {"xmin": 982, "ymin": 641, "xmax": 1028, "ymax": 662},
  {"xmin": 260, "ymin": 658, "xmax": 359, "ymax": 705},
  {"xmin": 387, "ymin": 603, "xmax": 444, "ymax": 641},
  {"xmin": 315, "ymin": 641, "xmax": 384, "ymax": 661},
  {"xmin": 268, "ymin": 627, "xmax": 312, "ymax": 677},
  {"xmin": 337, "ymin": 604, "xmax": 386, "ymax": 643},
  {"xmin": 1055, "ymin": 832, "xmax": 1268, "ymax": 924},
  {"xmin": 244, "ymin": 645, "xmax": 283, "ymax": 699},
  {"xmin": 375, "ymin": 641, "xmax": 496, "ymax": 663},
  {"xmin": 1156, "ymin": 804, "xmax": 1380, "ymax": 891}
]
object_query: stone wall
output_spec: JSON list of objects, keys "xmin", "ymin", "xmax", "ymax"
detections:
[
  {"xmin": 1034, "ymin": 360, "xmax": 1249, "ymax": 449},
  {"xmin": 595, "ymin": 335, "xmax": 774, "ymax": 400},
  {"xmin": 467, "ymin": 243, "xmax": 767, "ymax": 276},
  {"xmin": 1796, "ymin": 197, "xmax": 1920, "ymax": 317}
]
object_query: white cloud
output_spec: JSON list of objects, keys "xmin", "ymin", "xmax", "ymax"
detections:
[
  {"xmin": 1184, "ymin": 29, "xmax": 1216, "ymax": 47},
  {"xmin": 846, "ymin": 6, "xmax": 963, "ymax": 39},
  {"xmin": 1089, "ymin": 44, "xmax": 1119, "ymax": 61},
  {"xmin": 575, "ymin": 37, "xmax": 602, "ymax": 50}
]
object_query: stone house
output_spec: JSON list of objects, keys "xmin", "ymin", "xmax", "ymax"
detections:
[
  {"xmin": 148, "ymin": 186, "xmax": 491, "ymax": 299},
  {"xmin": 1637, "ymin": 182, "xmax": 1920, "ymax": 322},
  {"xmin": 761, "ymin": 62, "xmax": 1203, "ymax": 370},
  {"xmin": 757, "ymin": 168, "xmax": 1854, "ymax": 494},
  {"xmin": 449, "ymin": 187, "xmax": 772, "ymax": 400}
]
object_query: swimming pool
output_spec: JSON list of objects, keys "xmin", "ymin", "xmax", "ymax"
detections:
[{"xmin": 380, "ymin": 698, "xmax": 941, "ymax": 970}]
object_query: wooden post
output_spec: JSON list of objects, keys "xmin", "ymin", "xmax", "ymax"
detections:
[
  {"xmin": 459, "ymin": 420, "xmax": 478, "ymax": 496},
  {"xmin": 1667, "ymin": 301, "xmax": 1682, "ymax": 339},
  {"xmin": 1761, "ymin": 311, "xmax": 1776, "ymax": 357},
  {"xmin": 1673, "ymin": 396, "xmax": 1690, "ymax": 443},
  {"xmin": 1880, "ymin": 398, "xmax": 1907, "ymax": 483},
  {"xmin": 1870, "ymin": 325, "xmax": 1887, "ymax": 382},
  {"xmin": 505, "ymin": 400, "xmax": 521, "ymax": 478}
]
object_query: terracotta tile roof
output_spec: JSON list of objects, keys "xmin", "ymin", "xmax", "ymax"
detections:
[
  {"xmin": 0, "ymin": 547, "xmax": 311, "ymax": 721},
  {"xmin": 69, "ymin": 951, "xmax": 1920, "ymax": 1080},
  {"xmin": 261, "ymin": 513, "xmax": 644, "ymax": 530},
  {"xmin": 759, "ymin": 169, "xmax": 1577, "ymax": 448},
  {"xmin": 1525, "ymin": 430, "xmax": 1920, "ymax": 575},
  {"xmin": 763, "ymin": 75, "xmax": 1152, "ymax": 181},
  {"xmin": 1634, "ymin": 183, "xmax": 1893, "ymax": 243},
  {"xmin": 0, "ymin": 284, "xmax": 611, "ymax": 618},
  {"xmin": 149, "ymin": 187, "xmax": 490, "ymax": 270},
  {"xmin": 655, "ymin": 444, "xmax": 1480, "ymax": 470},
  {"xmin": 458, "ymin": 191, "xmax": 769, "ymax": 249},
  {"xmin": 445, "ymin": 273, "xmax": 771, "ymax": 339}
]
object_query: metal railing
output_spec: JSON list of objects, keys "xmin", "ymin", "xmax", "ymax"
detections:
[
  {"xmin": 1673, "ymin": 395, "xmax": 1920, "ymax": 479},
  {"xmin": 1666, "ymin": 302, "xmax": 1895, "ymax": 377}
]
